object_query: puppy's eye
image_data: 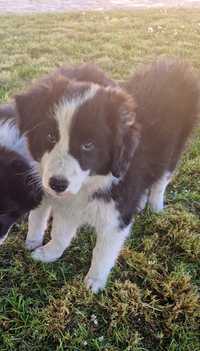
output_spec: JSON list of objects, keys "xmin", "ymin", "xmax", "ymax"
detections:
[
  {"xmin": 47, "ymin": 132, "xmax": 56, "ymax": 144},
  {"xmin": 81, "ymin": 142, "xmax": 95, "ymax": 152}
]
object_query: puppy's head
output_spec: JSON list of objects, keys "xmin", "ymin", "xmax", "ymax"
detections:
[
  {"xmin": 16, "ymin": 75, "xmax": 140, "ymax": 197},
  {"xmin": 0, "ymin": 149, "xmax": 42, "ymax": 244}
]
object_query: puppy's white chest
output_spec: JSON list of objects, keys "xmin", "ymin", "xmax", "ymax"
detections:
[{"xmin": 49, "ymin": 188, "xmax": 118, "ymax": 232}]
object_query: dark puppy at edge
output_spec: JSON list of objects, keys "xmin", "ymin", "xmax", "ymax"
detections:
[
  {"xmin": 15, "ymin": 59, "xmax": 199, "ymax": 292},
  {"xmin": 0, "ymin": 103, "xmax": 42, "ymax": 244}
]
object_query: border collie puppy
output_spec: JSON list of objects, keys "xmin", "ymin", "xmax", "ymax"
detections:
[
  {"xmin": 15, "ymin": 59, "xmax": 199, "ymax": 292},
  {"xmin": 0, "ymin": 103, "xmax": 43, "ymax": 245}
]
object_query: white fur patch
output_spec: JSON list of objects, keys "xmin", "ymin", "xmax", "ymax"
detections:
[
  {"xmin": 25, "ymin": 195, "xmax": 51, "ymax": 250},
  {"xmin": 0, "ymin": 119, "xmax": 32, "ymax": 162},
  {"xmin": 149, "ymin": 171, "xmax": 172, "ymax": 212},
  {"xmin": 0, "ymin": 232, "xmax": 9, "ymax": 246},
  {"xmin": 137, "ymin": 189, "xmax": 148, "ymax": 212},
  {"xmin": 54, "ymin": 84, "xmax": 99, "ymax": 143}
]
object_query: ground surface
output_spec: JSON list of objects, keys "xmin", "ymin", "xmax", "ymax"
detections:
[
  {"xmin": 0, "ymin": 9, "xmax": 200, "ymax": 351},
  {"xmin": 0, "ymin": 0, "xmax": 200, "ymax": 13}
]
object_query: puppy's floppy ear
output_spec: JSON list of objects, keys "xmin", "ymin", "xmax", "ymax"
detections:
[
  {"xmin": 15, "ymin": 75, "xmax": 70, "ymax": 134},
  {"xmin": 107, "ymin": 88, "xmax": 140, "ymax": 179},
  {"xmin": 15, "ymin": 85, "xmax": 49, "ymax": 134}
]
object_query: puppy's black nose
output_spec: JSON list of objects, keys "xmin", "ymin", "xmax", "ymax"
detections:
[{"xmin": 49, "ymin": 176, "xmax": 69, "ymax": 193}]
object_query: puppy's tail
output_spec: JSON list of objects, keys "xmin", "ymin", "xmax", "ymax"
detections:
[{"xmin": 124, "ymin": 57, "xmax": 200, "ymax": 168}]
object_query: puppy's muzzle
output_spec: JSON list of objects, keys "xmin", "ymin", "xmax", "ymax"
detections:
[{"xmin": 49, "ymin": 176, "xmax": 69, "ymax": 193}]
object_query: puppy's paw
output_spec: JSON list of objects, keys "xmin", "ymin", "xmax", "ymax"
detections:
[
  {"xmin": 84, "ymin": 273, "xmax": 106, "ymax": 293},
  {"xmin": 0, "ymin": 233, "xmax": 8, "ymax": 246},
  {"xmin": 31, "ymin": 246, "xmax": 58, "ymax": 263},
  {"xmin": 137, "ymin": 191, "xmax": 148, "ymax": 213},
  {"xmin": 149, "ymin": 202, "xmax": 164, "ymax": 213},
  {"xmin": 25, "ymin": 239, "xmax": 43, "ymax": 251}
]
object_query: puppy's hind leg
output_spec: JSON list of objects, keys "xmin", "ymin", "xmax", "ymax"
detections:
[
  {"xmin": 137, "ymin": 189, "xmax": 149, "ymax": 213},
  {"xmin": 149, "ymin": 171, "xmax": 172, "ymax": 212},
  {"xmin": 25, "ymin": 197, "xmax": 51, "ymax": 250}
]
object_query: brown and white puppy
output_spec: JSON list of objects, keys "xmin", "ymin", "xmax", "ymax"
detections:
[{"xmin": 15, "ymin": 60, "xmax": 199, "ymax": 292}]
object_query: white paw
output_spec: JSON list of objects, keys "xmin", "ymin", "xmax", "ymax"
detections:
[
  {"xmin": 149, "ymin": 201, "xmax": 164, "ymax": 213},
  {"xmin": 25, "ymin": 239, "xmax": 43, "ymax": 251},
  {"xmin": 137, "ymin": 191, "xmax": 148, "ymax": 212},
  {"xmin": 84, "ymin": 273, "xmax": 106, "ymax": 293},
  {"xmin": 31, "ymin": 246, "xmax": 58, "ymax": 263},
  {"xmin": 0, "ymin": 233, "xmax": 8, "ymax": 246}
]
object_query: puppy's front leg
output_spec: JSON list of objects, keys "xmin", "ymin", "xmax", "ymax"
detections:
[
  {"xmin": 31, "ymin": 212, "xmax": 78, "ymax": 263},
  {"xmin": 85, "ymin": 223, "xmax": 131, "ymax": 293},
  {"xmin": 26, "ymin": 197, "xmax": 51, "ymax": 250}
]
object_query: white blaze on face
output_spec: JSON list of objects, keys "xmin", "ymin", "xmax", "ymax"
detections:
[{"xmin": 41, "ymin": 85, "xmax": 99, "ymax": 196}]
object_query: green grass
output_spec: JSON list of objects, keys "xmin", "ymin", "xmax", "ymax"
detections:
[{"xmin": 0, "ymin": 9, "xmax": 200, "ymax": 351}]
